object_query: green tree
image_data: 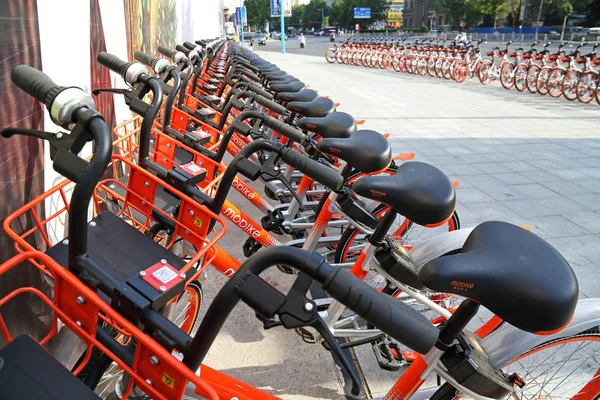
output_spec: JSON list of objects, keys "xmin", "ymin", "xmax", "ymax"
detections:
[
  {"xmin": 329, "ymin": 0, "xmax": 388, "ymax": 29},
  {"xmin": 244, "ymin": 0, "xmax": 271, "ymax": 29},
  {"xmin": 588, "ymin": 0, "xmax": 600, "ymax": 25}
]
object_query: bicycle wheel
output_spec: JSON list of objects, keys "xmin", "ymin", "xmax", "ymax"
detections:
[
  {"xmin": 392, "ymin": 54, "xmax": 403, "ymax": 72},
  {"xmin": 478, "ymin": 60, "xmax": 493, "ymax": 85},
  {"xmin": 443, "ymin": 61, "xmax": 454, "ymax": 80},
  {"xmin": 336, "ymin": 49, "xmax": 344, "ymax": 63},
  {"xmin": 500, "ymin": 61, "xmax": 515, "ymax": 89},
  {"xmin": 429, "ymin": 327, "xmax": 600, "ymax": 400},
  {"xmin": 514, "ymin": 63, "xmax": 529, "ymax": 92},
  {"xmin": 526, "ymin": 64, "xmax": 541, "ymax": 93},
  {"xmin": 577, "ymin": 71, "xmax": 598, "ymax": 103},
  {"xmin": 453, "ymin": 60, "xmax": 468, "ymax": 83},
  {"xmin": 547, "ymin": 68, "xmax": 566, "ymax": 98},
  {"xmin": 427, "ymin": 56, "xmax": 438, "ymax": 77},
  {"xmin": 325, "ymin": 49, "xmax": 337, "ymax": 64},
  {"xmin": 563, "ymin": 69, "xmax": 582, "ymax": 101},
  {"xmin": 536, "ymin": 66, "xmax": 552, "ymax": 95},
  {"xmin": 435, "ymin": 57, "xmax": 445, "ymax": 78}
]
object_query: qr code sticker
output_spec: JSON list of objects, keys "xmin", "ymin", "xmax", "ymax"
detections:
[{"xmin": 153, "ymin": 266, "xmax": 178, "ymax": 284}]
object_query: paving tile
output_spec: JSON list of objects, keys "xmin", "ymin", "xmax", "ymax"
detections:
[
  {"xmin": 473, "ymin": 163, "xmax": 512, "ymax": 174},
  {"xmin": 509, "ymin": 183, "xmax": 563, "ymax": 200},
  {"xmin": 501, "ymin": 161, "xmax": 538, "ymax": 172},
  {"xmin": 490, "ymin": 172, "xmax": 534, "ymax": 185},
  {"xmin": 575, "ymin": 179, "xmax": 600, "ymax": 194},
  {"xmin": 503, "ymin": 197, "xmax": 590, "ymax": 218},
  {"xmin": 566, "ymin": 212, "xmax": 600, "ymax": 234},
  {"xmin": 542, "ymin": 180, "xmax": 590, "ymax": 197},
  {"xmin": 518, "ymin": 169, "xmax": 565, "ymax": 183},
  {"xmin": 571, "ymin": 193, "xmax": 600, "ymax": 211},
  {"xmin": 456, "ymin": 187, "xmax": 495, "ymax": 203},
  {"xmin": 443, "ymin": 164, "xmax": 484, "ymax": 176},
  {"xmin": 524, "ymin": 215, "xmax": 590, "ymax": 239}
]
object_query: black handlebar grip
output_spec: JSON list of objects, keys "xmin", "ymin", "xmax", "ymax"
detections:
[
  {"xmin": 11, "ymin": 65, "xmax": 63, "ymax": 108},
  {"xmin": 97, "ymin": 52, "xmax": 133, "ymax": 80},
  {"xmin": 263, "ymin": 117, "xmax": 303, "ymax": 142},
  {"xmin": 158, "ymin": 46, "xmax": 177, "ymax": 60},
  {"xmin": 255, "ymin": 96, "xmax": 287, "ymax": 115},
  {"xmin": 176, "ymin": 44, "xmax": 192, "ymax": 56},
  {"xmin": 322, "ymin": 267, "xmax": 439, "ymax": 354},
  {"xmin": 183, "ymin": 41, "xmax": 197, "ymax": 50},
  {"xmin": 248, "ymin": 84, "xmax": 273, "ymax": 100},
  {"xmin": 242, "ymin": 70, "xmax": 261, "ymax": 82},
  {"xmin": 134, "ymin": 51, "xmax": 159, "ymax": 69},
  {"xmin": 279, "ymin": 147, "xmax": 344, "ymax": 191}
]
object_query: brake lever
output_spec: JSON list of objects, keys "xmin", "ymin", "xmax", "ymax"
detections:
[
  {"xmin": 260, "ymin": 153, "xmax": 305, "ymax": 211},
  {"xmin": 92, "ymin": 87, "xmax": 130, "ymax": 96},
  {"xmin": 277, "ymin": 273, "xmax": 363, "ymax": 396}
]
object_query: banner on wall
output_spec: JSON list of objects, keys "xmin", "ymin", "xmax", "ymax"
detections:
[
  {"xmin": 235, "ymin": 7, "xmax": 247, "ymax": 26},
  {"xmin": 270, "ymin": 0, "xmax": 291, "ymax": 17}
]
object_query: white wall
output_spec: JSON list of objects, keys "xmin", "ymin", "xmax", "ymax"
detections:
[{"xmin": 178, "ymin": 0, "xmax": 225, "ymax": 43}]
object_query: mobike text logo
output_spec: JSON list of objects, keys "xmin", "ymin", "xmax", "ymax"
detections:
[
  {"xmin": 231, "ymin": 134, "xmax": 246, "ymax": 149},
  {"xmin": 223, "ymin": 207, "xmax": 261, "ymax": 238},
  {"xmin": 451, "ymin": 281, "xmax": 474, "ymax": 291},
  {"xmin": 328, "ymin": 147, "xmax": 342, "ymax": 154},
  {"xmin": 232, "ymin": 178, "xmax": 255, "ymax": 200},
  {"xmin": 370, "ymin": 189, "xmax": 386, "ymax": 198}
]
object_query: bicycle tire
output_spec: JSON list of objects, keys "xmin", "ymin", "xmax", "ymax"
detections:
[
  {"xmin": 478, "ymin": 60, "xmax": 493, "ymax": 85},
  {"xmin": 325, "ymin": 49, "xmax": 337, "ymax": 64},
  {"xmin": 576, "ymin": 70, "xmax": 598, "ymax": 103},
  {"xmin": 500, "ymin": 61, "xmax": 515, "ymax": 89},
  {"xmin": 547, "ymin": 67, "xmax": 566, "ymax": 98},
  {"xmin": 536, "ymin": 66, "xmax": 552, "ymax": 95},
  {"xmin": 428, "ymin": 327, "xmax": 600, "ymax": 400},
  {"xmin": 526, "ymin": 64, "xmax": 541, "ymax": 93},
  {"xmin": 514, "ymin": 63, "xmax": 529, "ymax": 92},
  {"xmin": 427, "ymin": 56, "xmax": 438, "ymax": 77},
  {"xmin": 453, "ymin": 60, "xmax": 467, "ymax": 83},
  {"xmin": 443, "ymin": 61, "xmax": 454, "ymax": 80},
  {"xmin": 563, "ymin": 69, "xmax": 582, "ymax": 101}
]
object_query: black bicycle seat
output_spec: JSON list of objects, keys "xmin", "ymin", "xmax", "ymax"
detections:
[
  {"xmin": 262, "ymin": 71, "xmax": 289, "ymax": 80},
  {"xmin": 297, "ymin": 111, "xmax": 356, "ymax": 138},
  {"xmin": 287, "ymin": 97, "xmax": 335, "ymax": 117},
  {"xmin": 317, "ymin": 130, "xmax": 390, "ymax": 173},
  {"xmin": 419, "ymin": 221, "xmax": 578, "ymax": 334},
  {"xmin": 270, "ymin": 80, "xmax": 305, "ymax": 93},
  {"xmin": 352, "ymin": 161, "xmax": 455, "ymax": 225},
  {"xmin": 276, "ymin": 89, "xmax": 319, "ymax": 103}
]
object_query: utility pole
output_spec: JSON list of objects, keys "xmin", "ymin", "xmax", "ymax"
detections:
[
  {"xmin": 240, "ymin": 0, "xmax": 244, "ymax": 45},
  {"xmin": 280, "ymin": 0, "xmax": 286, "ymax": 54},
  {"xmin": 321, "ymin": 8, "xmax": 325, "ymax": 30},
  {"xmin": 535, "ymin": 0, "xmax": 544, "ymax": 40}
]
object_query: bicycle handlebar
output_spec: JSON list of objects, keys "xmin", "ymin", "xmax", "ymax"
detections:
[
  {"xmin": 247, "ymin": 83, "xmax": 273, "ymax": 100},
  {"xmin": 12, "ymin": 65, "xmax": 95, "ymax": 128},
  {"xmin": 184, "ymin": 246, "xmax": 439, "ymax": 370},
  {"xmin": 254, "ymin": 95, "xmax": 287, "ymax": 116},
  {"xmin": 134, "ymin": 51, "xmax": 170, "ymax": 74},
  {"xmin": 97, "ymin": 52, "xmax": 147, "ymax": 86},
  {"xmin": 262, "ymin": 116, "xmax": 304, "ymax": 143},
  {"xmin": 278, "ymin": 146, "xmax": 344, "ymax": 191}
]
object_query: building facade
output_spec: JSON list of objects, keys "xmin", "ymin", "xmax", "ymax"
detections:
[
  {"xmin": 402, "ymin": 0, "xmax": 426, "ymax": 28},
  {"xmin": 387, "ymin": 0, "xmax": 403, "ymax": 28}
]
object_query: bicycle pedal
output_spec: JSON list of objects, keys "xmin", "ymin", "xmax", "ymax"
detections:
[
  {"xmin": 372, "ymin": 337, "xmax": 408, "ymax": 371},
  {"xmin": 243, "ymin": 237, "xmax": 262, "ymax": 257}
]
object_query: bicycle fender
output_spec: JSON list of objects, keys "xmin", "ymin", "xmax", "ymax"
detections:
[
  {"xmin": 410, "ymin": 228, "xmax": 474, "ymax": 269},
  {"xmin": 481, "ymin": 298, "xmax": 600, "ymax": 369}
]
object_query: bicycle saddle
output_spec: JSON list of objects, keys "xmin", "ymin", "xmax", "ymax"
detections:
[
  {"xmin": 276, "ymin": 89, "xmax": 319, "ymax": 103},
  {"xmin": 317, "ymin": 130, "xmax": 390, "ymax": 173},
  {"xmin": 287, "ymin": 97, "xmax": 335, "ymax": 117},
  {"xmin": 270, "ymin": 80, "xmax": 305, "ymax": 93},
  {"xmin": 352, "ymin": 161, "xmax": 455, "ymax": 225},
  {"xmin": 262, "ymin": 70, "xmax": 287, "ymax": 80},
  {"xmin": 297, "ymin": 111, "xmax": 356, "ymax": 138},
  {"xmin": 419, "ymin": 221, "xmax": 578, "ymax": 334}
]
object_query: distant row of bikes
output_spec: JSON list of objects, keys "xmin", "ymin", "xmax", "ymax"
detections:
[{"xmin": 326, "ymin": 37, "xmax": 600, "ymax": 105}]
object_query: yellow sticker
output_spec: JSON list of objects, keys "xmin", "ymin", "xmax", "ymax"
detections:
[
  {"xmin": 162, "ymin": 372, "xmax": 175, "ymax": 389},
  {"xmin": 194, "ymin": 217, "xmax": 203, "ymax": 227}
]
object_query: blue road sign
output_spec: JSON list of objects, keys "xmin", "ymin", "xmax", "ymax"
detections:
[{"xmin": 354, "ymin": 7, "xmax": 371, "ymax": 19}]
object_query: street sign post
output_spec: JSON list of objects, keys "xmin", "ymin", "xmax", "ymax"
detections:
[
  {"xmin": 353, "ymin": 7, "xmax": 371, "ymax": 19},
  {"xmin": 270, "ymin": 0, "xmax": 291, "ymax": 54}
]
